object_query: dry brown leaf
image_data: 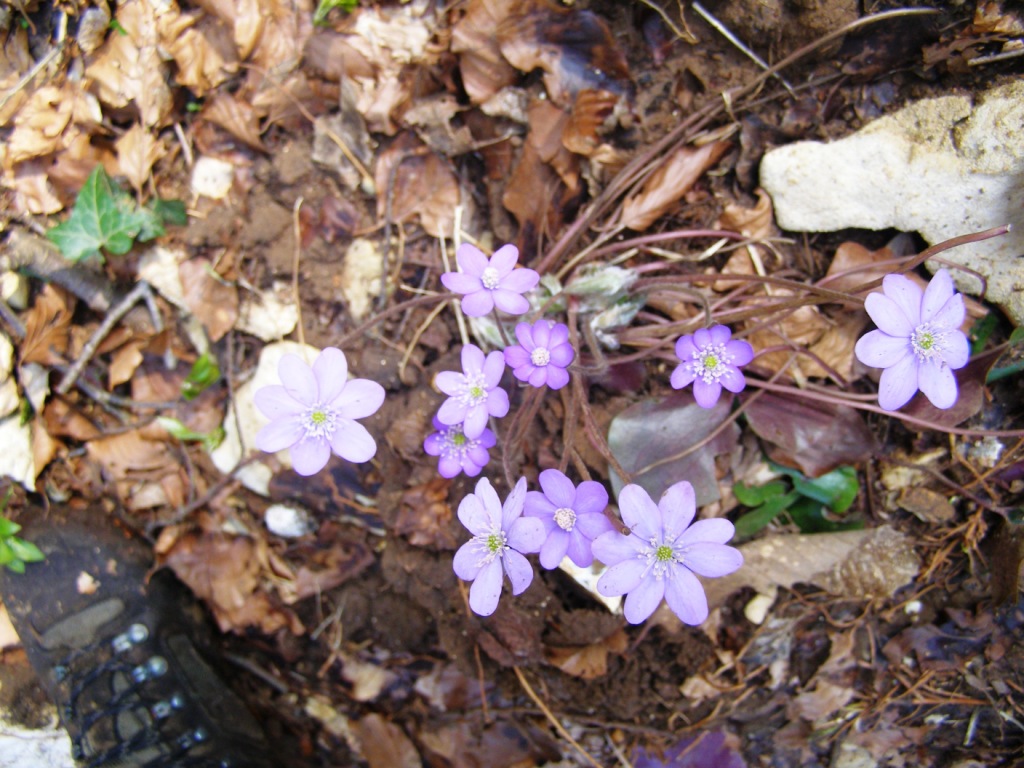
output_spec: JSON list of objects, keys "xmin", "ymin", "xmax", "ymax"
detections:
[
  {"xmin": 116, "ymin": 123, "xmax": 164, "ymax": 192},
  {"xmin": 451, "ymin": 0, "xmax": 520, "ymax": 104},
  {"xmin": 179, "ymin": 258, "xmax": 239, "ymax": 342},
  {"xmin": 86, "ymin": 0, "xmax": 174, "ymax": 127},
  {"xmin": 47, "ymin": 132, "xmax": 118, "ymax": 199},
  {"xmin": 4, "ymin": 85, "xmax": 102, "ymax": 164},
  {"xmin": 31, "ymin": 418, "xmax": 58, "ymax": 478},
  {"xmin": 155, "ymin": 7, "xmax": 236, "ymax": 95},
  {"xmin": 201, "ymin": 92, "xmax": 265, "ymax": 151},
  {"xmin": 0, "ymin": 26, "xmax": 33, "ymax": 125},
  {"xmin": 374, "ymin": 134, "xmax": 459, "ymax": 238},
  {"xmin": 527, "ymin": 98, "xmax": 579, "ymax": 192},
  {"xmin": 545, "ymin": 628, "xmax": 628, "ymax": 679},
  {"xmin": 620, "ymin": 141, "xmax": 730, "ymax": 231},
  {"xmin": 352, "ymin": 713, "xmax": 421, "ymax": 768},
  {"xmin": 108, "ymin": 340, "xmax": 145, "ymax": 388},
  {"xmin": 802, "ymin": 313, "xmax": 866, "ymax": 381},
  {"xmin": 790, "ymin": 680, "xmax": 856, "ymax": 723},
  {"xmin": 162, "ymin": 533, "xmax": 301, "ymax": 634},
  {"xmin": 7, "ymin": 160, "xmax": 63, "ymax": 215},
  {"xmin": 42, "ymin": 399, "xmax": 102, "ymax": 441},
  {"xmin": 20, "ymin": 285, "xmax": 74, "ymax": 366},
  {"xmin": 393, "ymin": 477, "xmax": 458, "ymax": 549}
]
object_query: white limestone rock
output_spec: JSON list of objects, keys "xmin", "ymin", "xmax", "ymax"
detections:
[{"xmin": 761, "ymin": 80, "xmax": 1024, "ymax": 324}]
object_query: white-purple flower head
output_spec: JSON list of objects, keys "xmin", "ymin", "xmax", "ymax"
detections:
[
  {"xmin": 441, "ymin": 243, "xmax": 540, "ymax": 317},
  {"xmin": 423, "ymin": 416, "xmax": 496, "ymax": 479},
  {"xmin": 592, "ymin": 481, "xmax": 743, "ymax": 625},
  {"xmin": 435, "ymin": 344, "xmax": 509, "ymax": 439},
  {"xmin": 670, "ymin": 325, "xmax": 754, "ymax": 409},
  {"xmin": 254, "ymin": 347, "xmax": 385, "ymax": 477},
  {"xmin": 504, "ymin": 319, "xmax": 575, "ymax": 390},
  {"xmin": 854, "ymin": 269, "xmax": 969, "ymax": 411},
  {"xmin": 452, "ymin": 477, "xmax": 545, "ymax": 616},
  {"xmin": 524, "ymin": 469, "xmax": 613, "ymax": 569}
]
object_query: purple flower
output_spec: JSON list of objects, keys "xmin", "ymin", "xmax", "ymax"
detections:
[
  {"xmin": 423, "ymin": 416, "xmax": 496, "ymax": 479},
  {"xmin": 854, "ymin": 269, "xmax": 969, "ymax": 411},
  {"xmin": 452, "ymin": 477, "xmax": 545, "ymax": 616},
  {"xmin": 524, "ymin": 469, "xmax": 613, "ymax": 569},
  {"xmin": 440, "ymin": 243, "xmax": 540, "ymax": 317},
  {"xmin": 670, "ymin": 325, "xmax": 754, "ymax": 409},
  {"xmin": 254, "ymin": 347, "xmax": 385, "ymax": 476},
  {"xmin": 435, "ymin": 344, "xmax": 509, "ymax": 439},
  {"xmin": 592, "ymin": 481, "xmax": 743, "ymax": 625},
  {"xmin": 503, "ymin": 319, "xmax": 575, "ymax": 390}
]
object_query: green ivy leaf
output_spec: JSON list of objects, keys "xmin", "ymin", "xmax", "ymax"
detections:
[
  {"xmin": 1010, "ymin": 327, "xmax": 1024, "ymax": 346},
  {"xmin": 8, "ymin": 537, "xmax": 43, "ymax": 563},
  {"xmin": 734, "ymin": 490, "xmax": 801, "ymax": 539},
  {"xmin": 772, "ymin": 463, "xmax": 859, "ymax": 514},
  {"xmin": 733, "ymin": 480, "xmax": 788, "ymax": 507}
]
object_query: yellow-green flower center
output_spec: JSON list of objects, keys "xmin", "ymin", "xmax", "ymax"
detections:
[
  {"xmin": 470, "ymin": 385, "xmax": 485, "ymax": 399},
  {"xmin": 486, "ymin": 532, "xmax": 504, "ymax": 553},
  {"xmin": 655, "ymin": 544, "xmax": 674, "ymax": 562},
  {"xmin": 310, "ymin": 410, "xmax": 328, "ymax": 425},
  {"xmin": 452, "ymin": 432, "xmax": 467, "ymax": 447},
  {"xmin": 702, "ymin": 354, "xmax": 719, "ymax": 369}
]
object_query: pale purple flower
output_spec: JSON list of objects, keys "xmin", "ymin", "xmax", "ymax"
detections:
[
  {"xmin": 452, "ymin": 477, "xmax": 545, "ymax": 616},
  {"xmin": 423, "ymin": 416, "xmax": 496, "ymax": 479},
  {"xmin": 441, "ymin": 243, "xmax": 540, "ymax": 317},
  {"xmin": 435, "ymin": 344, "xmax": 509, "ymax": 439},
  {"xmin": 592, "ymin": 481, "xmax": 743, "ymax": 625},
  {"xmin": 671, "ymin": 325, "xmax": 754, "ymax": 409},
  {"xmin": 503, "ymin": 319, "xmax": 575, "ymax": 390},
  {"xmin": 854, "ymin": 269, "xmax": 969, "ymax": 411},
  {"xmin": 524, "ymin": 469, "xmax": 613, "ymax": 569},
  {"xmin": 254, "ymin": 347, "xmax": 385, "ymax": 476}
]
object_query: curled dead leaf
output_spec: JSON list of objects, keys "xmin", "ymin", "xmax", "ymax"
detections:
[
  {"xmin": 374, "ymin": 134, "xmax": 459, "ymax": 238},
  {"xmin": 179, "ymin": 258, "xmax": 239, "ymax": 342},
  {"xmin": 545, "ymin": 628, "xmax": 628, "ymax": 679},
  {"xmin": 452, "ymin": 0, "xmax": 520, "ymax": 104},
  {"xmin": 20, "ymin": 284, "xmax": 74, "ymax": 366},
  {"xmin": 116, "ymin": 123, "xmax": 164, "ymax": 193}
]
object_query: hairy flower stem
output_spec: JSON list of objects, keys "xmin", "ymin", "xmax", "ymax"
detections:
[
  {"xmin": 491, "ymin": 307, "xmax": 512, "ymax": 347},
  {"xmin": 501, "ymin": 385, "xmax": 545, "ymax": 488}
]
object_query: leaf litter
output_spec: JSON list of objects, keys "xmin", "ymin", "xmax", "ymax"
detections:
[{"xmin": 0, "ymin": 1, "xmax": 1023, "ymax": 766}]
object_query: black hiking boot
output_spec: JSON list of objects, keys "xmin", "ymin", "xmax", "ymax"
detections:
[{"xmin": 0, "ymin": 502, "xmax": 278, "ymax": 768}]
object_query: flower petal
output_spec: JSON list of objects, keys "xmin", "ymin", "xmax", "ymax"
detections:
[
  {"xmin": 576, "ymin": 511, "xmax": 614, "ymax": 540},
  {"xmin": 617, "ymin": 484, "xmax": 661, "ymax": 540},
  {"xmin": 514, "ymin": 322, "xmax": 535, "ymax": 349},
  {"xmin": 545, "ymin": 366, "xmax": 570, "ymax": 390},
  {"xmin": 596, "ymin": 557, "xmax": 647, "ymax": 596},
  {"xmin": 460, "ymin": 291, "xmax": 493, "ymax": 317},
  {"xmin": 500, "ymin": 268, "xmax": 540, "ymax": 293},
  {"xmin": 504, "ymin": 345, "xmax": 531, "ymax": 369},
  {"xmin": 675, "ymin": 335, "xmax": 696, "ymax": 361},
  {"xmin": 592, "ymin": 530, "xmax": 642, "ymax": 566},
  {"xmin": 677, "ymin": 518, "xmax": 736, "ymax": 546},
  {"xmin": 693, "ymin": 328, "xmax": 712, "ymax": 349},
  {"xmin": 313, "ymin": 347, "xmax": 348, "ymax": 404},
  {"xmin": 468, "ymin": 559, "xmax": 503, "ymax": 616},
  {"xmin": 659, "ymin": 481, "xmax": 696, "ymax": 541},
  {"xmin": 725, "ymin": 339, "xmax": 754, "ymax": 366},
  {"xmin": 877, "ymin": 353, "xmax": 920, "ymax": 410},
  {"xmin": 865, "ymin": 293, "xmax": 915, "ymax": 338},
  {"xmin": 255, "ymin": 417, "xmax": 304, "ymax": 453},
  {"xmin": 453, "ymin": 541, "xmax": 483, "ymax": 580},
  {"xmin": 573, "ymin": 482, "xmax": 609, "ymax": 516},
  {"xmin": 330, "ymin": 420, "xmax": 377, "ymax": 463},
  {"xmin": 941, "ymin": 328, "xmax": 970, "ymax": 369},
  {"xmin": 930, "ymin": 293, "xmax": 966, "ymax": 333},
  {"xmin": 709, "ymin": 325, "xmax": 732, "ymax": 345},
  {"xmin": 548, "ymin": 342, "xmax": 575, "ymax": 367},
  {"xmin": 718, "ymin": 366, "xmax": 746, "ymax": 394},
  {"xmin": 622, "ymin": 575, "xmax": 664, "ymax": 624},
  {"xmin": 682, "ymin": 542, "xmax": 743, "ymax": 577},
  {"xmin": 693, "ymin": 378, "xmax": 723, "ymax": 408},
  {"xmin": 441, "ymin": 271, "xmax": 483, "ymax": 295},
  {"xmin": 456, "ymin": 243, "xmax": 488, "ymax": 276},
  {"xmin": 278, "ymin": 354, "xmax": 317, "ymax": 404},
  {"xmin": 290, "ymin": 438, "xmax": 331, "ymax": 476},
  {"xmin": 920, "ymin": 269, "xmax": 954, "ymax": 323},
  {"xmin": 486, "ymin": 387, "xmax": 510, "ymax": 418},
  {"xmin": 502, "ymin": 477, "xmax": 529, "ymax": 532},
  {"xmin": 254, "ymin": 385, "xmax": 304, "ymax": 419},
  {"xmin": 539, "ymin": 530, "xmax": 570, "ymax": 569},
  {"xmin": 457, "ymin": 491, "xmax": 490, "ymax": 535},
  {"xmin": 548, "ymin": 323, "xmax": 569, "ymax": 347},
  {"xmin": 435, "ymin": 371, "xmax": 466, "ymax": 397},
  {"xmin": 438, "ymin": 454, "xmax": 462, "ymax": 478},
  {"xmin": 538, "ymin": 469, "xmax": 576, "ymax": 508},
  {"xmin": 881, "ymin": 273, "xmax": 923, "ymax": 327},
  {"xmin": 918, "ymin": 359, "xmax": 958, "ymax": 409},
  {"xmin": 531, "ymin": 319, "xmax": 552, "ymax": 348},
  {"xmin": 331, "ymin": 379, "xmax": 385, "ymax": 420},
  {"xmin": 474, "ymin": 476, "xmax": 503, "ymax": 529},
  {"xmin": 524, "ymin": 491, "xmax": 557, "ymax": 519},
  {"xmin": 670, "ymin": 364, "xmax": 696, "ymax": 390},
  {"xmin": 664, "ymin": 567, "xmax": 708, "ymax": 625},
  {"xmin": 482, "ymin": 350, "xmax": 506, "ymax": 386},
  {"xmin": 492, "ymin": 290, "xmax": 531, "ymax": 315},
  {"xmin": 489, "ymin": 243, "xmax": 520, "ymax": 276},
  {"xmin": 461, "ymin": 344, "xmax": 485, "ymax": 374},
  {"xmin": 566, "ymin": 530, "xmax": 594, "ymax": 567},
  {"xmin": 462, "ymin": 406, "xmax": 488, "ymax": 439},
  {"xmin": 437, "ymin": 398, "xmax": 468, "ymax": 426},
  {"xmin": 855, "ymin": 331, "xmax": 912, "ymax": 369},
  {"xmin": 503, "ymin": 550, "xmax": 534, "ymax": 596}
]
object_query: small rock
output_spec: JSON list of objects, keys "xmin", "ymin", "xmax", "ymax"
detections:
[
  {"xmin": 264, "ymin": 504, "xmax": 316, "ymax": 538},
  {"xmin": 761, "ymin": 81, "xmax": 1024, "ymax": 324},
  {"xmin": 191, "ymin": 157, "xmax": 235, "ymax": 200},
  {"xmin": 897, "ymin": 486, "xmax": 956, "ymax": 524}
]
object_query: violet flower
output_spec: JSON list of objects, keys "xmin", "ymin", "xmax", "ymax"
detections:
[
  {"xmin": 452, "ymin": 477, "xmax": 545, "ymax": 616},
  {"xmin": 423, "ymin": 416, "xmax": 496, "ymax": 479},
  {"xmin": 670, "ymin": 325, "xmax": 754, "ymax": 409},
  {"xmin": 592, "ymin": 481, "xmax": 743, "ymax": 625},
  {"xmin": 854, "ymin": 269, "xmax": 969, "ymax": 411},
  {"xmin": 435, "ymin": 344, "xmax": 509, "ymax": 439},
  {"xmin": 254, "ymin": 347, "xmax": 385, "ymax": 476},
  {"xmin": 524, "ymin": 469, "xmax": 613, "ymax": 569},
  {"xmin": 503, "ymin": 319, "xmax": 575, "ymax": 390},
  {"xmin": 441, "ymin": 243, "xmax": 540, "ymax": 317}
]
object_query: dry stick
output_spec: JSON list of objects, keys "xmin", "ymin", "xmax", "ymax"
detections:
[
  {"xmin": 512, "ymin": 666, "xmax": 603, "ymax": 768},
  {"xmin": 57, "ymin": 281, "xmax": 162, "ymax": 395},
  {"xmin": 558, "ymin": 383, "xmax": 578, "ymax": 476},
  {"xmin": 292, "ymin": 197, "xmax": 306, "ymax": 349},
  {"xmin": 336, "ymin": 293, "xmax": 448, "ymax": 347}
]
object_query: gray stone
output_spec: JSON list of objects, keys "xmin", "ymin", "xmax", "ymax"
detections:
[{"xmin": 761, "ymin": 81, "xmax": 1024, "ymax": 324}]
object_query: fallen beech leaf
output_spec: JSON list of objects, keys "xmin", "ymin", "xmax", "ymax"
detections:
[
  {"xmin": 156, "ymin": 7, "xmax": 236, "ymax": 96},
  {"xmin": 451, "ymin": 0, "xmax": 519, "ymax": 104},
  {"xmin": 108, "ymin": 341, "xmax": 145, "ymax": 389},
  {"xmin": 394, "ymin": 477, "xmax": 458, "ymax": 549},
  {"xmin": 20, "ymin": 285, "xmax": 74, "ymax": 366},
  {"xmin": 374, "ymin": 134, "xmax": 459, "ymax": 238},
  {"xmin": 5, "ymin": 85, "xmax": 102, "ymax": 164},
  {"xmin": 897, "ymin": 486, "xmax": 956, "ymax": 524},
  {"xmin": 743, "ymin": 390, "xmax": 876, "ymax": 477},
  {"xmin": 179, "ymin": 258, "xmax": 239, "ymax": 342},
  {"xmin": 116, "ymin": 123, "xmax": 163, "ymax": 193},
  {"xmin": 352, "ymin": 713, "xmax": 421, "ymax": 768},
  {"xmin": 42, "ymin": 399, "xmax": 101, "ymax": 441},
  {"xmin": 8, "ymin": 160, "xmax": 64, "ymax": 215},
  {"xmin": 545, "ymin": 628, "xmax": 628, "ymax": 679},
  {"xmin": 200, "ymin": 93, "xmax": 265, "ymax": 151},
  {"xmin": 802, "ymin": 313, "xmax": 866, "ymax": 381},
  {"xmin": 790, "ymin": 680, "xmax": 856, "ymax": 724},
  {"xmin": 620, "ymin": 141, "xmax": 730, "ymax": 230}
]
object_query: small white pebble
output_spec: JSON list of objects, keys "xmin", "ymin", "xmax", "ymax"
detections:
[
  {"xmin": 904, "ymin": 600, "xmax": 923, "ymax": 615},
  {"xmin": 191, "ymin": 157, "xmax": 235, "ymax": 200},
  {"xmin": 743, "ymin": 593, "xmax": 775, "ymax": 625},
  {"xmin": 265, "ymin": 504, "xmax": 316, "ymax": 538}
]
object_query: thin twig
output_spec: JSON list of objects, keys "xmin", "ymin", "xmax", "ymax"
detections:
[
  {"xmin": 513, "ymin": 666, "xmax": 602, "ymax": 768},
  {"xmin": 292, "ymin": 197, "xmax": 306, "ymax": 349}
]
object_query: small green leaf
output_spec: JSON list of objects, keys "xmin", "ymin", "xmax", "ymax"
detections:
[
  {"xmin": 1010, "ymin": 327, "xmax": 1024, "ymax": 346},
  {"xmin": 181, "ymin": 354, "xmax": 221, "ymax": 400},
  {"xmin": 314, "ymin": 0, "xmax": 358, "ymax": 24},
  {"xmin": 987, "ymin": 358, "xmax": 1024, "ymax": 384},
  {"xmin": 787, "ymin": 497, "xmax": 864, "ymax": 534},
  {"xmin": 47, "ymin": 167, "xmax": 152, "ymax": 262},
  {"xmin": 0, "ymin": 517, "xmax": 20, "ymax": 538},
  {"xmin": 157, "ymin": 418, "xmax": 225, "ymax": 452},
  {"xmin": 970, "ymin": 313, "xmax": 999, "ymax": 356},
  {"xmin": 733, "ymin": 480, "xmax": 788, "ymax": 507},
  {"xmin": 734, "ymin": 490, "xmax": 801, "ymax": 539},
  {"xmin": 0, "ymin": 539, "xmax": 13, "ymax": 566},
  {"xmin": 148, "ymin": 198, "xmax": 188, "ymax": 227},
  {"xmin": 792, "ymin": 466, "xmax": 859, "ymax": 514},
  {"xmin": 8, "ymin": 537, "xmax": 44, "ymax": 563}
]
